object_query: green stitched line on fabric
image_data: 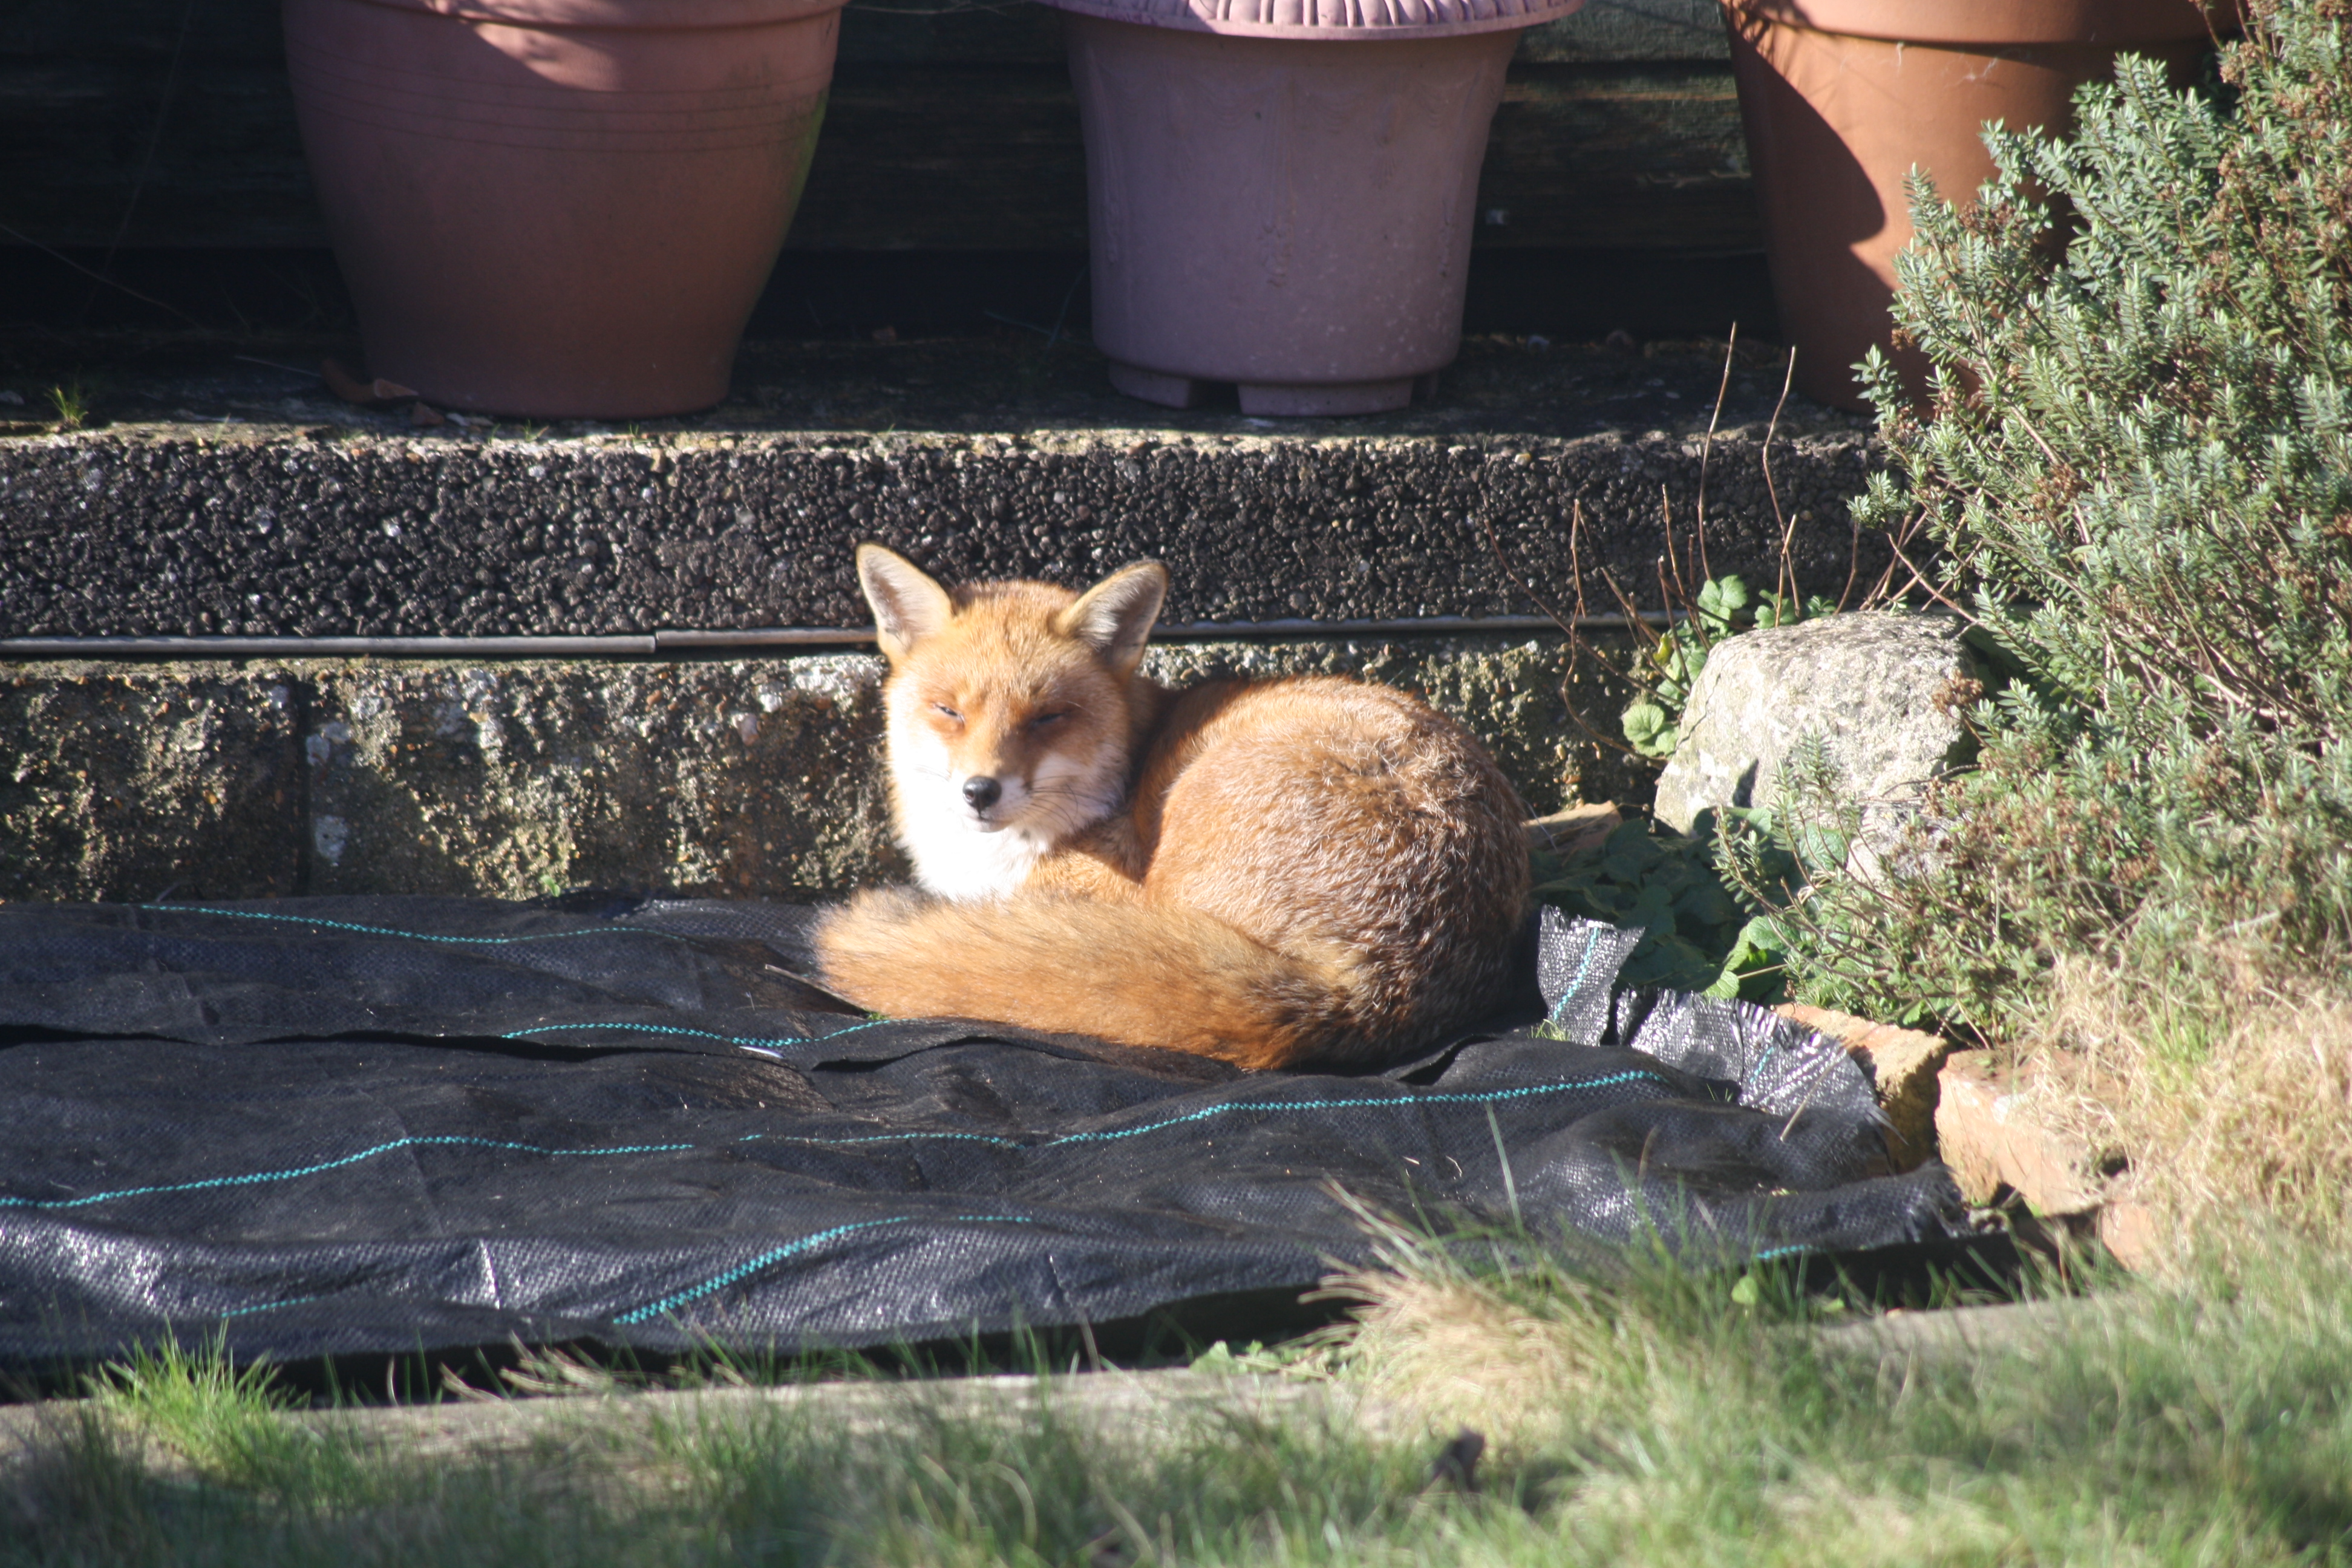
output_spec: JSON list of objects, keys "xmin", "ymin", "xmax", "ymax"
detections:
[
  {"xmin": 137, "ymin": 904, "xmax": 688, "ymax": 947},
  {"xmin": 1039, "ymin": 1073, "xmax": 1675, "ymax": 1146},
  {"xmin": 0, "ymin": 1134, "xmax": 703, "ymax": 1210},
  {"xmin": 499, "ymin": 1019, "xmax": 892, "ymax": 1051},
  {"xmin": 5, "ymin": 1073, "xmax": 1675, "ymax": 1210},
  {"xmin": 217, "ymin": 1293, "xmax": 322, "ymax": 1321},
  {"xmin": 1546, "ymin": 921, "xmax": 1613, "ymax": 1029},
  {"xmin": 614, "ymin": 1213, "xmax": 1038, "ymax": 1324}
]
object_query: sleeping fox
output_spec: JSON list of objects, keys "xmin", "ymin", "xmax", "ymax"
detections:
[{"xmin": 814, "ymin": 545, "xmax": 1530, "ymax": 1070}]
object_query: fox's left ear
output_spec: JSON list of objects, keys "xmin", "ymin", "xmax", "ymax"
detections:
[{"xmin": 1057, "ymin": 560, "xmax": 1168, "ymax": 678}]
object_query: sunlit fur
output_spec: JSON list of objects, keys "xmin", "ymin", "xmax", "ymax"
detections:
[{"xmin": 817, "ymin": 545, "xmax": 1530, "ymax": 1071}]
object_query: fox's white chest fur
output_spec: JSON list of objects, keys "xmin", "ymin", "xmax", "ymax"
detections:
[
  {"xmin": 896, "ymin": 789, "xmax": 1058, "ymax": 900},
  {"xmin": 886, "ymin": 716, "xmax": 1119, "ymax": 901}
]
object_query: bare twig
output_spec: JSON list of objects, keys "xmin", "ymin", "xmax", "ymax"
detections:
[
  {"xmin": 0, "ymin": 220, "xmax": 206, "ymax": 328},
  {"xmin": 1693, "ymin": 324, "xmax": 1739, "ymax": 586},
  {"xmin": 1762, "ymin": 345, "xmax": 1799, "ymax": 612},
  {"xmin": 1475, "ymin": 501, "xmax": 1650, "ymax": 763},
  {"xmin": 92, "ymin": 0, "xmax": 203, "ymax": 312},
  {"xmin": 1837, "ymin": 509, "xmax": 1865, "ymax": 613},
  {"xmin": 1472, "ymin": 505, "xmax": 1578, "ymax": 634}
]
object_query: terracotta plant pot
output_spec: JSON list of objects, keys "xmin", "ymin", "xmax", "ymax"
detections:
[
  {"xmin": 1721, "ymin": 0, "xmax": 2227, "ymax": 411},
  {"xmin": 1042, "ymin": 0, "xmax": 1586, "ymax": 416},
  {"xmin": 283, "ymin": 0, "xmax": 843, "ymax": 419}
]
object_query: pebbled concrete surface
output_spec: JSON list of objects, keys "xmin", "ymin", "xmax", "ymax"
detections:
[
  {"xmin": 0, "ymin": 667, "xmax": 305, "ymax": 903},
  {"xmin": 0, "ymin": 338, "xmax": 1880, "ymax": 639},
  {"xmin": 1, "ymin": 635, "xmax": 1641, "ymax": 904}
]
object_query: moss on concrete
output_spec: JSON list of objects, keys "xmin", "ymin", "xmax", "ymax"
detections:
[
  {"xmin": 0, "ymin": 662, "xmax": 303, "ymax": 902},
  {"xmin": 1, "ymin": 633, "xmax": 1648, "ymax": 903},
  {"xmin": 304, "ymin": 657, "xmax": 903, "ymax": 900}
]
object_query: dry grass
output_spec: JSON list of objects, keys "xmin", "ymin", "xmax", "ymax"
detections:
[
  {"xmin": 2016, "ymin": 958, "xmax": 2352, "ymax": 1267},
  {"xmin": 1304, "ymin": 1199, "xmax": 1691, "ymax": 1451},
  {"xmin": 1317, "ymin": 1264, "xmax": 1618, "ymax": 1447}
]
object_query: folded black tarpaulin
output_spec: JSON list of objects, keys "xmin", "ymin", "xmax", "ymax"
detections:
[{"xmin": 0, "ymin": 898, "xmax": 1973, "ymax": 1368}]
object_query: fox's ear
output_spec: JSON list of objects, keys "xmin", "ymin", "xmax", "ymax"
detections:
[
  {"xmin": 857, "ymin": 544, "xmax": 954, "ymax": 664},
  {"xmin": 1056, "ymin": 560, "xmax": 1167, "ymax": 677}
]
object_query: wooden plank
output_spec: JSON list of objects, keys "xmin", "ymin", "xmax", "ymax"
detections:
[
  {"xmin": 791, "ymin": 65, "xmax": 1091, "ymax": 249},
  {"xmin": 0, "ymin": 61, "xmax": 325, "ymax": 248},
  {"xmin": 838, "ymin": 0, "xmax": 1070, "ymax": 64}
]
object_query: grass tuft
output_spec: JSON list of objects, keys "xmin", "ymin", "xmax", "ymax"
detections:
[
  {"xmin": 2017, "ymin": 964, "xmax": 2352, "ymax": 1267},
  {"xmin": 44, "ymin": 380, "xmax": 90, "ymax": 431}
]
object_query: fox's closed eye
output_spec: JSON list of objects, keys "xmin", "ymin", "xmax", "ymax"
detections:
[
  {"xmin": 1029, "ymin": 711, "xmax": 1070, "ymax": 729},
  {"xmin": 932, "ymin": 702, "xmax": 964, "ymax": 722}
]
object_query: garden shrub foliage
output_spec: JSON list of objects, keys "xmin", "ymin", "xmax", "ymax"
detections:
[{"xmin": 1762, "ymin": 0, "xmax": 2352, "ymax": 1030}]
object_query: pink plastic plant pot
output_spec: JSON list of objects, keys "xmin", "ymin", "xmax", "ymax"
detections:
[
  {"xmin": 1045, "ymin": 0, "xmax": 1587, "ymax": 417},
  {"xmin": 283, "ymin": 0, "xmax": 843, "ymax": 419},
  {"xmin": 1722, "ymin": 0, "xmax": 2230, "ymax": 412}
]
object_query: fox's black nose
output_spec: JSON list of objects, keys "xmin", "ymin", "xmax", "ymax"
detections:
[{"xmin": 963, "ymin": 776, "xmax": 1002, "ymax": 811}]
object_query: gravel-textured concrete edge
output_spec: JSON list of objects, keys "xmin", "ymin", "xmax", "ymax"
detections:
[{"xmin": 2, "ymin": 425, "xmax": 1883, "ymax": 638}]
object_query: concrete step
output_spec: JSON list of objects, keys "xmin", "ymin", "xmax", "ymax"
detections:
[
  {"xmin": 1, "ymin": 335, "xmax": 1883, "ymax": 904},
  {"xmin": 1, "ymin": 336, "xmax": 1875, "ymax": 641}
]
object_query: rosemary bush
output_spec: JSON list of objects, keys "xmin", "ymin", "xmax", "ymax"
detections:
[{"xmin": 1750, "ymin": 0, "xmax": 2352, "ymax": 1032}]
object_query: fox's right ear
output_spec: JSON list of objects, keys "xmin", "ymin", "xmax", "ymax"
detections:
[{"xmin": 857, "ymin": 544, "xmax": 955, "ymax": 664}]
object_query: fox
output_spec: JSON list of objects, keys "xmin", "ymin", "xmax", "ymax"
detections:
[{"xmin": 812, "ymin": 544, "xmax": 1531, "ymax": 1071}]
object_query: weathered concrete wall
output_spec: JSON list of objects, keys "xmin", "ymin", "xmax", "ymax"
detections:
[
  {"xmin": 0, "ymin": 668, "xmax": 305, "ymax": 902},
  {"xmin": 301, "ymin": 658, "xmax": 900, "ymax": 901},
  {"xmin": 1, "ymin": 635, "xmax": 1643, "ymax": 904}
]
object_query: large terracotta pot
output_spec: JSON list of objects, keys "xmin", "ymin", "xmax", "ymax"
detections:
[
  {"xmin": 284, "ymin": 0, "xmax": 843, "ymax": 419},
  {"xmin": 1043, "ymin": 0, "xmax": 1586, "ymax": 417},
  {"xmin": 1722, "ymin": 0, "xmax": 2228, "ymax": 411}
]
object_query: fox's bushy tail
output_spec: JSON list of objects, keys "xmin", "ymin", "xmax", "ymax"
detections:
[{"xmin": 814, "ymin": 890, "xmax": 1368, "ymax": 1070}]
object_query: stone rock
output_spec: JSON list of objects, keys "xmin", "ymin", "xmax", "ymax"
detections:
[
  {"xmin": 1653, "ymin": 610, "xmax": 1982, "ymax": 838},
  {"xmin": 1776, "ymin": 1002, "xmax": 1949, "ymax": 1170},
  {"xmin": 1932, "ymin": 1053, "xmax": 2164, "ymax": 1270},
  {"xmin": 1932, "ymin": 1054, "xmax": 2106, "ymax": 1217}
]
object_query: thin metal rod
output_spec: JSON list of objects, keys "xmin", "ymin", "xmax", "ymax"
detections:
[{"xmin": 0, "ymin": 613, "xmax": 1667, "ymax": 661}]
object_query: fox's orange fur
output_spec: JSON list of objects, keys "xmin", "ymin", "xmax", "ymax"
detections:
[{"xmin": 814, "ymin": 545, "xmax": 1530, "ymax": 1071}]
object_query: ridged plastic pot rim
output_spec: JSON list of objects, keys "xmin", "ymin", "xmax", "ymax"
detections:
[
  {"xmin": 1030, "ymin": 0, "xmax": 1584, "ymax": 42},
  {"xmin": 347, "ymin": 0, "xmax": 844, "ymax": 28},
  {"xmin": 1721, "ymin": 0, "xmax": 2233, "ymax": 47}
]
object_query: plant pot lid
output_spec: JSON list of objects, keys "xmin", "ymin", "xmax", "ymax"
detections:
[
  {"xmin": 1034, "ymin": 0, "xmax": 1586, "ymax": 42},
  {"xmin": 1720, "ymin": 0, "xmax": 2234, "ymax": 47},
  {"xmin": 347, "ymin": 0, "xmax": 847, "ymax": 28}
]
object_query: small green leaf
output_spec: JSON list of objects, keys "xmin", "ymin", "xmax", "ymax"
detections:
[
  {"xmin": 1622, "ymin": 701, "xmax": 1670, "ymax": 749},
  {"xmin": 1628, "ymin": 882, "xmax": 1677, "ymax": 936},
  {"xmin": 1672, "ymin": 880, "xmax": 1735, "ymax": 928}
]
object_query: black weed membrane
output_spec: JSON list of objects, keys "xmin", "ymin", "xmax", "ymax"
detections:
[{"xmin": 0, "ymin": 899, "xmax": 1984, "ymax": 1373}]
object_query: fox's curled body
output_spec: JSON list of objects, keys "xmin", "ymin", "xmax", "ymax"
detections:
[{"xmin": 814, "ymin": 546, "xmax": 1530, "ymax": 1071}]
